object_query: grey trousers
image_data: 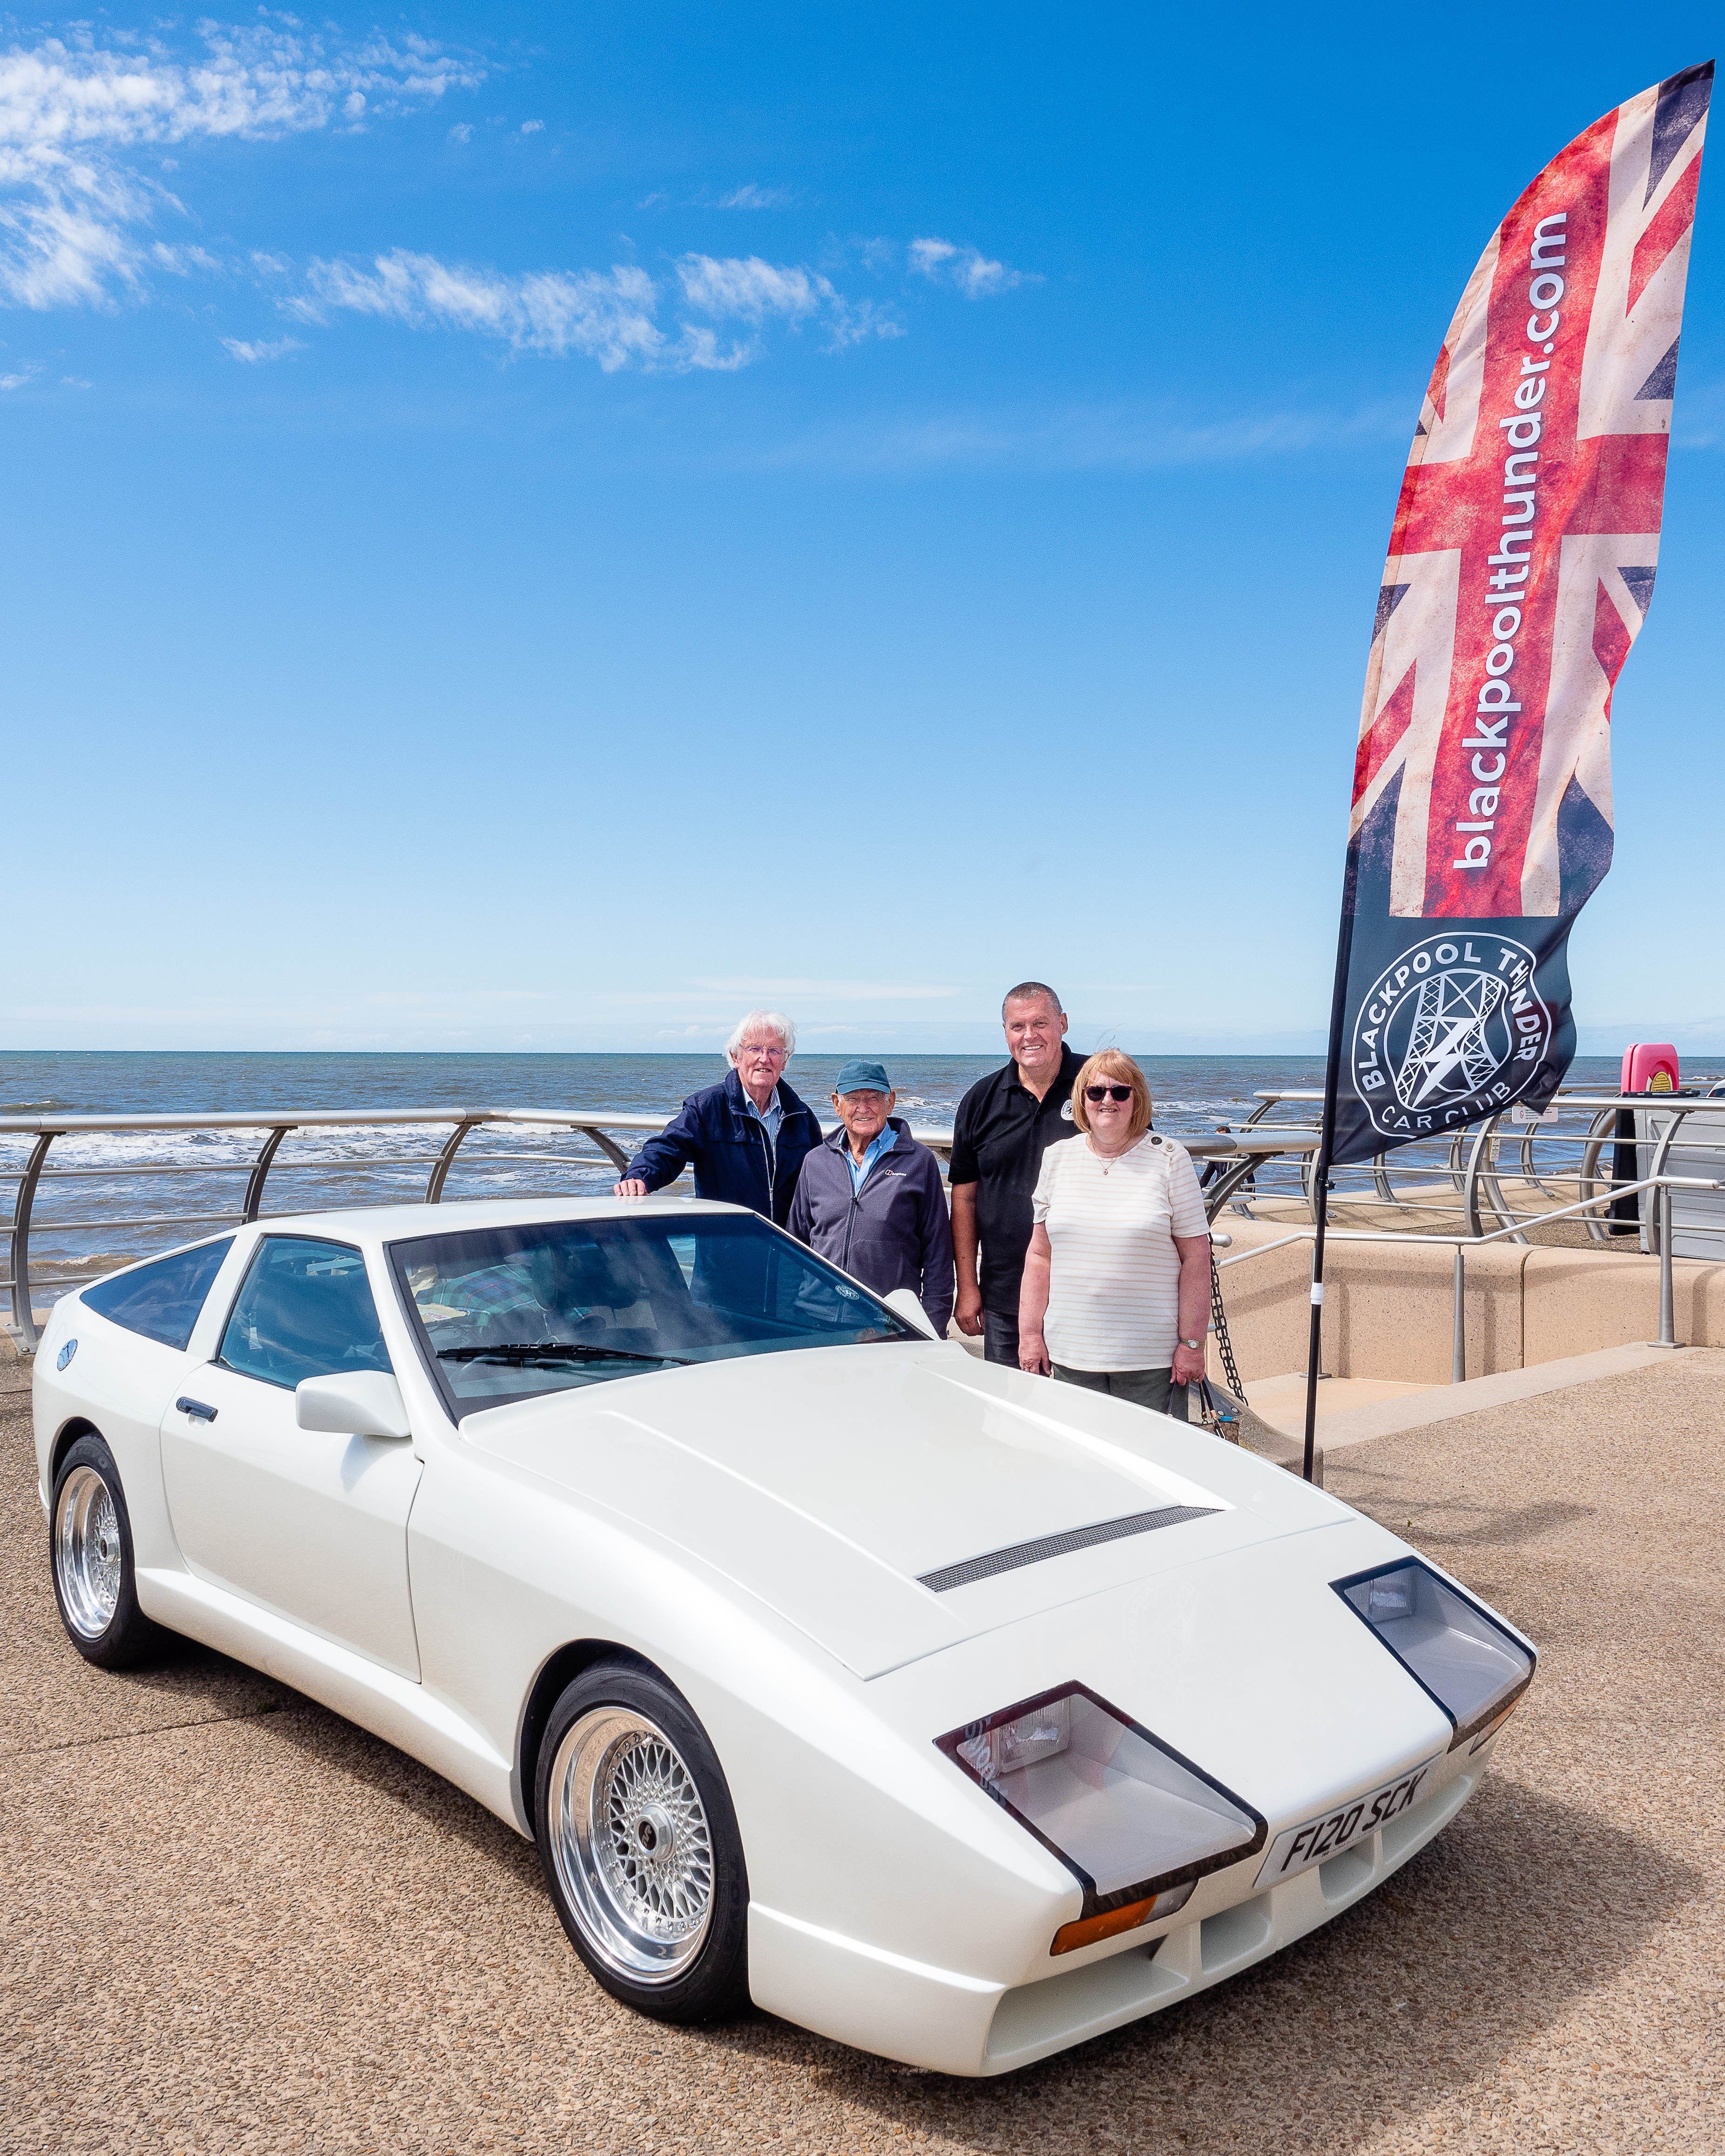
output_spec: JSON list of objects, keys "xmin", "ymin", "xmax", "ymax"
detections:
[
  {"xmin": 982, "ymin": 1309, "xmax": 1022, "ymax": 1367},
  {"xmin": 1051, "ymin": 1363, "xmax": 1188, "ymax": 1420}
]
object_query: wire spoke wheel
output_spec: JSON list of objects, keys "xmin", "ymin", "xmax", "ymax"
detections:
[
  {"xmin": 54, "ymin": 1464, "xmax": 123, "ymax": 1640},
  {"xmin": 548, "ymin": 1706, "xmax": 717, "ymax": 1984}
]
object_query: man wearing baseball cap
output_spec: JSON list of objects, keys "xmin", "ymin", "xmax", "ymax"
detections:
[{"xmin": 787, "ymin": 1060, "xmax": 954, "ymax": 1337}]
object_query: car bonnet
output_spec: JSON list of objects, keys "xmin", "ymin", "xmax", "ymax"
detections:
[{"xmin": 457, "ymin": 1343, "xmax": 1351, "ymax": 1678}]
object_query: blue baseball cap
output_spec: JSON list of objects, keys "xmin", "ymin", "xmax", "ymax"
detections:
[{"xmin": 834, "ymin": 1058, "xmax": 893, "ymax": 1095}]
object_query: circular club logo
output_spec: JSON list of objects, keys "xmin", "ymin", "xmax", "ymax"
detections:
[{"xmin": 1350, "ymin": 932, "xmax": 1552, "ymax": 1138}]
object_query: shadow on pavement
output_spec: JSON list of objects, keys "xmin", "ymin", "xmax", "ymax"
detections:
[{"xmin": 683, "ymin": 1773, "xmax": 1698, "ymax": 2150}]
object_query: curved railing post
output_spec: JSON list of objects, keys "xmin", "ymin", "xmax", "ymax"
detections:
[
  {"xmin": 1478, "ymin": 1113, "xmax": 1525, "ymax": 1242},
  {"xmin": 574, "ymin": 1120, "xmax": 630, "ymax": 1172},
  {"xmin": 1462, "ymin": 1119, "xmax": 1497, "ymax": 1240},
  {"xmin": 10, "ymin": 1132, "xmax": 54, "ymax": 1352},
  {"xmin": 1577, "ymin": 1108, "xmax": 1617, "ymax": 1242},
  {"xmin": 1201, "ymin": 1154, "xmax": 1262, "ymax": 1225},
  {"xmin": 1371, "ymin": 1151, "xmax": 1395, "ymax": 1204},
  {"xmin": 243, "ymin": 1125, "xmax": 292, "ymax": 1223},
  {"xmin": 1643, "ymin": 1100, "xmax": 1694, "ymax": 1258},
  {"xmin": 427, "ymin": 1117, "xmax": 482, "ymax": 1203}
]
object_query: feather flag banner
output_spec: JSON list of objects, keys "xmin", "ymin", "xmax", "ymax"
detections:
[{"xmin": 1330, "ymin": 63, "xmax": 1711, "ymax": 1167}]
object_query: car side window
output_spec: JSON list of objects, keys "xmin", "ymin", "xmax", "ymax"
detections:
[
  {"xmin": 217, "ymin": 1237, "xmax": 392, "ymax": 1391},
  {"xmin": 81, "ymin": 1238, "xmax": 235, "ymax": 1351}
]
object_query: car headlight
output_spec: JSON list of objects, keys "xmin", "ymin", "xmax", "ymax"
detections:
[
  {"xmin": 936, "ymin": 1683, "xmax": 1265, "ymax": 1956},
  {"xmin": 1336, "ymin": 1560, "xmax": 1535, "ymax": 1750}
]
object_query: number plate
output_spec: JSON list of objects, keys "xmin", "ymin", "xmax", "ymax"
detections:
[{"xmin": 1254, "ymin": 1754, "xmax": 1443, "ymax": 1889}]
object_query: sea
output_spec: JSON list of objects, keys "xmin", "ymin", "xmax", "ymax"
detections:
[{"xmin": 0, "ymin": 1049, "xmax": 1663, "ymax": 1301}]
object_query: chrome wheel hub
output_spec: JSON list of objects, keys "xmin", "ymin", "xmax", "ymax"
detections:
[
  {"xmin": 549, "ymin": 1707, "xmax": 715, "ymax": 1983},
  {"xmin": 55, "ymin": 1465, "xmax": 121, "ymax": 1640}
]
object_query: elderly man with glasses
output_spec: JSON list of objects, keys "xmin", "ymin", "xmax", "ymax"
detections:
[{"xmin": 614, "ymin": 1010, "xmax": 822, "ymax": 1226}]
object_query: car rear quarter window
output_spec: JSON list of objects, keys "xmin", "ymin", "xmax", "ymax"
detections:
[
  {"xmin": 217, "ymin": 1237, "xmax": 393, "ymax": 1391},
  {"xmin": 80, "ymin": 1238, "xmax": 235, "ymax": 1352}
]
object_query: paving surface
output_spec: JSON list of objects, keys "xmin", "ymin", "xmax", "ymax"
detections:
[{"xmin": 3, "ymin": 1350, "xmax": 1722, "ymax": 2154}]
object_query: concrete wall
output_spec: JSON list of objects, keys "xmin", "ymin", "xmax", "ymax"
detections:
[{"xmin": 1210, "ymin": 1216, "xmax": 1725, "ymax": 1383}]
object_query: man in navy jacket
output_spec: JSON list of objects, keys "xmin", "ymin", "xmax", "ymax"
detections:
[
  {"xmin": 615, "ymin": 1011, "xmax": 821, "ymax": 1226},
  {"xmin": 787, "ymin": 1059, "xmax": 955, "ymax": 1336}
]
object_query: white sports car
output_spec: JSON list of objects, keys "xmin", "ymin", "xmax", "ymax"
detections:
[{"xmin": 32, "ymin": 1196, "xmax": 1535, "ymax": 2076}]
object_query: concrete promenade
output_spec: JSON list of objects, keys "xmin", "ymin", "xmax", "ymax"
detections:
[{"xmin": 3, "ymin": 1349, "xmax": 1721, "ymax": 2153}]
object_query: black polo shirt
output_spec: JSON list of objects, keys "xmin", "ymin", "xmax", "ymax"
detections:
[{"xmin": 948, "ymin": 1045, "xmax": 1086, "ymax": 1314}]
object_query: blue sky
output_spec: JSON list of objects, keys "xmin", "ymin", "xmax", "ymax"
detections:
[{"xmin": 1, "ymin": 5, "xmax": 1720, "ymax": 1058}]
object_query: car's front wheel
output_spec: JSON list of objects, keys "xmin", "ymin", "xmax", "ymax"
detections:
[
  {"xmin": 50, "ymin": 1433, "xmax": 168, "ymax": 1669},
  {"xmin": 534, "ymin": 1660, "xmax": 749, "ymax": 2022}
]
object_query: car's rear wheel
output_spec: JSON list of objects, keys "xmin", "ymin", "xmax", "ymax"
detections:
[
  {"xmin": 50, "ymin": 1433, "xmax": 168, "ymax": 1669},
  {"xmin": 534, "ymin": 1661, "xmax": 749, "ymax": 2022}
]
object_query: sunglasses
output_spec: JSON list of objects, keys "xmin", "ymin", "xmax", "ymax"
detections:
[{"xmin": 1084, "ymin": 1085, "xmax": 1134, "ymax": 1104}]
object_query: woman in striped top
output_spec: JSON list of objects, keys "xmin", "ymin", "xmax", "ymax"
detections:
[{"xmin": 1016, "ymin": 1050, "xmax": 1211, "ymax": 1419}]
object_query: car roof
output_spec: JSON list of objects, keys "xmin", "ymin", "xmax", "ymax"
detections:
[{"xmin": 240, "ymin": 1193, "xmax": 751, "ymax": 1247}]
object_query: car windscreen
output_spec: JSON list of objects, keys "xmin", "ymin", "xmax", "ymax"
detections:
[{"xmin": 389, "ymin": 1212, "xmax": 920, "ymax": 1415}]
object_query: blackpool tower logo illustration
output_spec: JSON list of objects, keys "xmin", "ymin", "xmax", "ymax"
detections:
[{"xmin": 1350, "ymin": 933, "xmax": 1553, "ymax": 1139}]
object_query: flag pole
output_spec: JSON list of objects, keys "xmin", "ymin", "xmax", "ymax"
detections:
[{"xmin": 1302, "ymin": 884, "xmax": 1356, "ymax": 1483}]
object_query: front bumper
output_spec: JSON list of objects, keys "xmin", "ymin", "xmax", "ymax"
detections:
[{"xmin": 748, "ymin": 1734, "xmax": 1493, "ymax": 2075}]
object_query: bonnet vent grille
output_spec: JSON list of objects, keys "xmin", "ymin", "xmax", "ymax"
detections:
[{"xmin": 917, "ymin": 1505, "xmax": 1221, "ymax": 1594}]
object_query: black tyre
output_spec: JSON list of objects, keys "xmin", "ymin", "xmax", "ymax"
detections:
[
  {"xmin": 534, "ymin": 1659, "xmax": 750, "ymax": 2022},
  {"xmin": 50, "ymin": 1433, "xmax": 169, "ymax": 1669}
]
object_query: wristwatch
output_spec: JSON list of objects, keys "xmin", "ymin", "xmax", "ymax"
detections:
[{"xmin": 1179, "ymin": 1337, "xmax": 1203, "ymax": 1351}]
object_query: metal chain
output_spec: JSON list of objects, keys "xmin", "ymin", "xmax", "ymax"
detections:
[{"xmin": 1210, "ymin": 1252, "xmax": 1246, "ymax": 1404}]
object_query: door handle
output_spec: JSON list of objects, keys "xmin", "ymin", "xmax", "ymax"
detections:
[{"xmin": 176, "ymin": 1397, "xmax": 218, "ymax": 1423}]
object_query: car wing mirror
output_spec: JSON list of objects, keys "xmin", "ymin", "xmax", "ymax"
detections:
[
  {"xmin": 881, "ymin": 1287, "xmax": 940, "ymax": 1341},
  {"xmin": 295, "ymin": 1371, "xmax": 413, "ymax": 1440}
]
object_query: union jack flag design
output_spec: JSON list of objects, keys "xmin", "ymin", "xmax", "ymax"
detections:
[{"xmin": 1333, "ymin": 64, "xmax": 1711, "ymax": 1166}]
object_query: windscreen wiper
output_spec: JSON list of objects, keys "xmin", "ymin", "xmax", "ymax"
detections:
[{"xmin": 437, "ymin": 1340, "xmax": 690, "ymax": 1366}]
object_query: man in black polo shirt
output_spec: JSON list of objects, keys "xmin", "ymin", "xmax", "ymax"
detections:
[{"xmin": 949, "ymin": 981, "xmax": 1086, "ymax": 1366}]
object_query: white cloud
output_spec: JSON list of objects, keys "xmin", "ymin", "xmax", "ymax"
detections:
[
  {"xmin": 448, "ymin": 121, "xmax": 473, "ymax": 144},
  {"xmin": 677, "ymin": 253, "xmax": 901, "ymax": 351},
  {"xmin": 677, "ymin": 253, "xmax": 826, "ymax": 322},
  {"xmin": 298, "ymin": 249, "xmax": 738, "ymax": 373},
  {"xmin": 221, "ymin": 334, "xmax": 302, "ymax": 363},
  {"xmin": 0, "ymin": 23, "xmax": 484, "ymax": 309},
  {"xmin": 294, "ymin": 246, "xmax": 901, "ymax": 372},
  {"xmin": 0, "ymin": 363, "xmax": 36, "ymax": 387},
  {"xmin": 909, "ymin": 235, "xmax": 1033, "ymax": 298},
  {"xmin": 691, "ymin": 978, "xmax": 959, "ymax": 1002},
  {"xmin": 519, "ymin": 119, "xmax": 544, "ymax": 136},
  {"xmin": 713, "ymin": 183, "xmax": 789, "ymax": 209},
  {"xmin": 152, "ymin": 241, "xmax": 222, "ymax": 276},
  {"xmin": 60, "ymin": 372, "xmax": 90, "ymax": 387}
]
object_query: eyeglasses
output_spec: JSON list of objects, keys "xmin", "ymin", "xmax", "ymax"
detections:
[
  {"xmin": 738, "ymin": 1044, "xmax": 788, "ymax": 1059},
  {"xmin": 1084, "ymin": 1085, "xmax": 1134, "ymax": 1104}
]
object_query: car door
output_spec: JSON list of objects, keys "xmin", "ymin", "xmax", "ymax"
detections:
[{"xmin": 160, "ymin": 1234, "xmax": 423, "ymax": 1680}]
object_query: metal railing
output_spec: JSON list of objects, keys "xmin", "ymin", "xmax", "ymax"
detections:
[
  {"xmin": 1213, "ymin": 1171, "xmax": 1720, "ymax": 1381},
  {"xmin": 1215, "ymin": 1085, "xmax": 1725, "ymax": 1243},
  {"xmin": 0, "ymin": 1107, "xmax": 671, "ymax": 1352},
  {"xmin": 0, "ymin": 1104, "xmax": 1334, "ymax": 1352}
]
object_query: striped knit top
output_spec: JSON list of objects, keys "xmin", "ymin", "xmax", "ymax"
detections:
[{"xmin": 1030, "ymin": 1132, "xmax": 1208, "ymax": 1372}]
